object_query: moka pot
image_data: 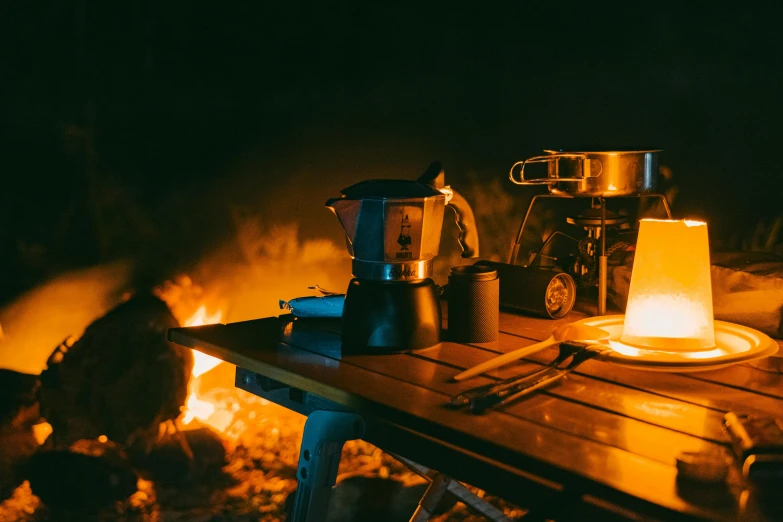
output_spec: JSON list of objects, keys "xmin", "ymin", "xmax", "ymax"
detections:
[{"xmin": 326, "ymin": 162, "xmax": 478, "ymax": 352}]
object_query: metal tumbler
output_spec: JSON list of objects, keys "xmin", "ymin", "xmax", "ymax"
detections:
[
  {"xmin": 448, "ymin": 265, "xmax": 499, "ymax": 343},
  {"xmin": 473, "ymin": 261, "xmax": 575, "ymax": 319}
]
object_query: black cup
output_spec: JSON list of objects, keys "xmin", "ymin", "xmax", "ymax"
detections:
[{"xmin": 448, "ymin": 265, "xmax": 499, "ymax": 343}]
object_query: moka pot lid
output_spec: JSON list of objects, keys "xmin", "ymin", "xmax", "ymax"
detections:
[{"xmin": 339, "ymin": 179, "xmax": 444, "ymax": 200}]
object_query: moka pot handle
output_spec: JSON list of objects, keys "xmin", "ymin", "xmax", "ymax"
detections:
[
  {"xmin": 418, "ymin": 161, "xmax": 479, "ymax": 259},
  {"xmin": 441, "ymin": 186, "xmax": 479, "ymax": 258}
]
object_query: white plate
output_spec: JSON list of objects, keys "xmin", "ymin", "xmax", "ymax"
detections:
[{"xmin": 573, "ymin": 315, "xmax": 779, "ymax": 372}]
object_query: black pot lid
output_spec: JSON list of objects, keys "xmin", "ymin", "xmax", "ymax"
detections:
[{"xmin": 339, "ymin": 179, "xmax": 444, "ymax": 199}]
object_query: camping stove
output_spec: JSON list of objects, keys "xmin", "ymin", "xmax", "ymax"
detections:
[
  {"xmin": 509, "ymin": 195, "xmax": 672, "ymax": 314},
  {"xmin": 509, "ymin": 148, "xmax": 673, "ymax": 315}
]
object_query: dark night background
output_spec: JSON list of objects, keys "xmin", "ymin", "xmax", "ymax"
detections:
[{"xmin": 2, "ymin": 2, "xmax": 783, "ymax": 304}]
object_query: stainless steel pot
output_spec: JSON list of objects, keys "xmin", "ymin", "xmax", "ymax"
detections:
[{"xmin": 509, "ymin": 148, "xmax": 661, "ymax": 197}]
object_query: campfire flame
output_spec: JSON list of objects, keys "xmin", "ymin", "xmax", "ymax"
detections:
[
  {"xmin": 185, "ymin": 305, "xmax": 224, "ymax": 378},
  {"xmin": 32, "ymin": 421, "xmax": 53, "ymax": 445},
  {"xmin": 180, "ymin": 306, "xmax": 232, "ymax": 432}
]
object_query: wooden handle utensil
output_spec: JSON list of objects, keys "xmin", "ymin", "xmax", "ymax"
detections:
[{"xmin": 452, "ymin": 322, "xmax": 609, "ymax": 381}]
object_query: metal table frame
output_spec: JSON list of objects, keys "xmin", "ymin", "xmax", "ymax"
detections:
[{"xmin": 236, "ymin": 368, "xmax": 511, "ymax": 522}]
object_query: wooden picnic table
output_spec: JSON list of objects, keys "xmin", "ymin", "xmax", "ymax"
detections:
[{"xmin": 169, "ymin": 307, "xmax": 783, "ymax": 522}]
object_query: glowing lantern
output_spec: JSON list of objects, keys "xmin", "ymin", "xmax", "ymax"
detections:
[{"xmin": 621, "ymin": 219, "xmax": 715, "ymax": 351}]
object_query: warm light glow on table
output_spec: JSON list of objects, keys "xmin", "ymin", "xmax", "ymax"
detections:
[{"xmin": 621, "ymin": 219, "xmax": 715, "ymax": 351}]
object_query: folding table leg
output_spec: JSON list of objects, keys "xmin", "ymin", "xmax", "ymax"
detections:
[
  {"xmin": 397, "ymin": 456, "xmax": 512, "ymax": 522},
  {"xmin": 409, "ymin": 473, "xmax": 451, "ymax": 522},
  {"xmin": 290, "ymin": 410, "xmax": 365, "ymax": 522}
]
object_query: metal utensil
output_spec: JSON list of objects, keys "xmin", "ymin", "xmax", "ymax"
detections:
[
  {"xmin": 452, "ymin": 322, "xmax": 610, "ymax": 381},
  {"xmin": 447, "ymin": 342, "xmax": 586, "ymax": 408},
  {"xmin": 469, "ymin": 342, "xmax": 610, "ymax": 414},
  {"xmin": 308, "ymin": 285, "xmax": 343, "ymax": 296}
]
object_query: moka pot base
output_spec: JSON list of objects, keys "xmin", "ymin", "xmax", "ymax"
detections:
[{"xmin": 341, "ymin": 277, "xmax": 441, "ymax": 354}]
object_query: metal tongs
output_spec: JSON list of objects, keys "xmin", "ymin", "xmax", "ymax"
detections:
[{"xmin": 448, "ymin": 341, "xmax": 610, "ymax": 414}]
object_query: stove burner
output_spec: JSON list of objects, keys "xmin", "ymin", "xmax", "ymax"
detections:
[
  {"xmin": 511, "ymin": 193, "xmax": 673, "ymax": 316},
  {"xmin": 566, "ymin": 208, "xmax": 629, "ymax": 228}
]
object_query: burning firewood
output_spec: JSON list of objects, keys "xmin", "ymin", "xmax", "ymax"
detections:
[{"xmin": 38, "ymin": 293, "xmax": 194, "ymax": 449}]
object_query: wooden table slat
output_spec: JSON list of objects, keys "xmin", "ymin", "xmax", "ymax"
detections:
[
  {"xmin": 680, "ymin": 368, "xmax": 783, "ymax": 400},
  {"xmin": 469, "ymin": 324, "xmax": 783, "ymax": 412},
  {"xmin": 421, "ymin": 343, "xmax": 731, "ymax": 444}
]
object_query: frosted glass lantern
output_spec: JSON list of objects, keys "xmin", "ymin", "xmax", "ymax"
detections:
[{"xmin": 620, "ymin": 219, "xmax": 715, "ymax": 351}]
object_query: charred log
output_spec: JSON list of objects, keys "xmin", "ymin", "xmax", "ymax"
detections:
[
  {"xmin": 39, "ymin": 293, "xmax": 193, "ymax": 449},
  {"xmin": 130, "ymin": 427, "xmax": 228, "ymax": 485},
  {"xmin": 0, "ymin": 423, "xmax": 39, "ymax": 502},
  {"xmin": 0, "ymin": 369, "xmax": 39, "ymax": 425},
  {"xmin": 24, "ymin": 439, "xmax": 138, "ymax": 509},
  {"xmin": 0, "ymin": 370, "xmax": 44, "ymax": 501}
]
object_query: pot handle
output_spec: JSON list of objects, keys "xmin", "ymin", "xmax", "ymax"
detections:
[
  {"xmin": 509, "ymin": 153, "xmax": 595, "ymax": 185},
  {"xmin": 418, "ymin": 161, "xmax": 479, "ymax": 258}
]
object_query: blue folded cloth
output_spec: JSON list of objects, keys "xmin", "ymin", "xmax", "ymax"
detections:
[{"xmin": 279, "ymin": 295, "xmax": 345, "ymax": 318}]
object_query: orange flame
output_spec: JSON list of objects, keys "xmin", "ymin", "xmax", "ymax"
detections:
[
  {"xmin": 32, "ymin": 422, "xmax": 53, "ymax": 445},
  {"xmin": 181, "ymin": 306, "xmax": 233, "ymax": 433},
  {"xmin": 184, "ymin": 306, "xmax": 224, "ymax": 378},
  {"xmin": 182, "ymin": 392, "xmax": 216, "ymax": 424}
]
